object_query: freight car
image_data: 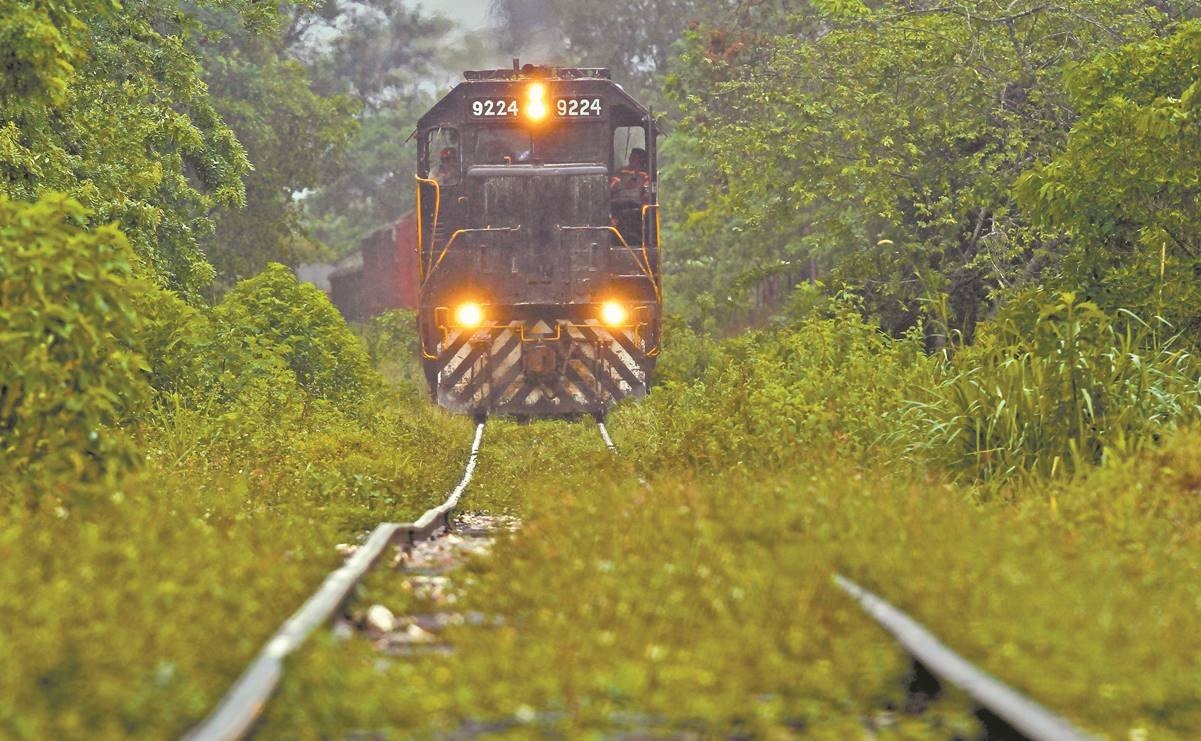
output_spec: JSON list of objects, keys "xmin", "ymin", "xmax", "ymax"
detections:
[
  {"xmin": 414, "ymin": 63, "xmax": 663, "ymax": 418},
  {"xmin": 326, "ymin": 211, "xmax": 420, "ymax": 321}
]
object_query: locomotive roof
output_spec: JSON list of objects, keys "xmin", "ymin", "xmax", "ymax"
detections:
[
  {"xmin": 463, "ymin": 66, "xmax": 612, "ymax": 81},
  {"xmin": 417, "ymin": 64, "xmax": 655, "ymax": 131}
]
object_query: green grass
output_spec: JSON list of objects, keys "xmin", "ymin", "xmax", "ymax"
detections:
[
  {"xmin": 0, "ymin": 395, "xmax": 473, "ymax": 738},
  {"xmin": 263, "ymin": 421, "xmax": 1201, "ymax": 738},
  {"xmin": 259, "ymin": 311, "xmax": 1201, "ymax": 738},
  {"xmin": 265, "ymin": 425, "xmax": 981, "ymax": 737}
]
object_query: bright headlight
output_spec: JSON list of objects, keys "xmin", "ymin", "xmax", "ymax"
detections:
[
  {"xmin": 455, "ymin": 302, "xmax": 484, "ymax": 328},
  {"xmin": 526, "ymin": 82, "xmax": 548, "ymax": 121},
  {"xmin": 601, "ymin": 301, "xmax": 628, "ymax": 327}
]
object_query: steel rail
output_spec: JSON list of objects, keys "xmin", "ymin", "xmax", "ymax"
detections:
[
  {"xmin": 833, "ymin": 574, "xmax": 1096, "ymax": 741},
  {"xmin": 597, "ymin": 421, "xmax": 618, "ymax": 453},
  {"xmin": 185, "ymin": 422, "xmax": 486, "ymax": 741}
]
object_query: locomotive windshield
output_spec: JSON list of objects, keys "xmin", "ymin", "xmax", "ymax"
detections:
[
  {"xmin": 465, "ymin": 121, "xmax": 608, "ymax": 166},
  {"xmin": 419, "ymin": 75, "xmax": 652, "ymax": 177}
]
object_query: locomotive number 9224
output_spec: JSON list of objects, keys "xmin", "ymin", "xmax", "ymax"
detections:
[
  {"xmin": 470, "ymin": 97, "xmax": 520, "ymax": 117},
  {"xmin": 416, "ymin": 64, "xmax": 661, "ymax": 419},
  {"xmin": 556, "ymin": 96, "xmax": 602, "ymax": 117}
]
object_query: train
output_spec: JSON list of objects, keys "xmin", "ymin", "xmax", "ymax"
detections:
[{"xmin": 413, "ymin": 63, "xmax": 663, "ymax": 419}]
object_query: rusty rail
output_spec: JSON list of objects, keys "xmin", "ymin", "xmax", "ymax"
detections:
[{"xmin": 184, "ymin": 422, "xmax": 486, "ymax": 741}]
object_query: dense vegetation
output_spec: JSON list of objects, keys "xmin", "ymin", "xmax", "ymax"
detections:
[{"xmin": 3, "ymin": 0, "xmax": 1201, "ymax": 737}]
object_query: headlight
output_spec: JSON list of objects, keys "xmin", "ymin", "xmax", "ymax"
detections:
[
  {"xmin": 526, "ymin": 82, "xmax": 548, "ymax": 121},
  {"xmin": 455, "ymin": 302, "xmax": 484, "ymax": 328},
  {"xmin": 600, "ymin": 301, "xmax": 628, "ymax": 327}
]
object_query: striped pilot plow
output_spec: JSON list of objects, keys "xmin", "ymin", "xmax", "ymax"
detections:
[{"xmin": 434, "ymin": 317, "xmax": 650, "ymax": 417}]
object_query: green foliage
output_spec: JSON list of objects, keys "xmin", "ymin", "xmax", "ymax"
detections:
[
  {"xmin": 128, "ymin": 279, "xmax": 218, "ymax": 402},
  {"xmin": 296, "ymin": 0, "xmax": 454, "ymax": 248},
  {"xmin": 663, "ymin": 0, "xmax": 1175, "ymax": 333},
  {"xmin": 299, "ymin": 99, "xmax": 434, "ymax": 248},
  {"xmin": 621, "ymin": 298, "xmax": 932, "ymax": 470},
  {"xmin": 0, "ymin": 0, "xmax": 99, "ymax": 107},
  {"xmin": 191, "ymin": 4, "xmax": 359, "ymax": 288},
  {"xmin": 650, "ymin": 315, "xmax": 730, "ymax": 386},
  {"xmin": 901, "ymin": 292, "xmax": 1201, "ymax": 482},
  {"xmin": 0, "ymin": 225, "xmax": 469, "ymax": 736},
  {"xmin": 0, "ymin": 0, "xmax": 259, "ymax": 298},
  {"xmin": 358, "ymin": 309, "xmax": 425, "ymax": 392},
  {"xmin": 1015, "ymin": 20, "xmax": 1201, "ymax": 331},
  {"xmin": 0, "ymin": 194, "xmax": 148, "ymax": 482},
  {"xmin": 491, "ymin": 0, "xmax": 698, "ymax": 105},
  {"xmin": 211, "ymin": 263, "xmax": 375, "ymax": 404},
  {"xmin": 0, "ymin": 393, "xmax": 472, "ymax": 737}
]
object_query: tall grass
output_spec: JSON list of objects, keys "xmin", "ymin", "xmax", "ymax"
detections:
[{"xmin": 900, "ymin": 292, "xmax": 1201, "ymax": 482}]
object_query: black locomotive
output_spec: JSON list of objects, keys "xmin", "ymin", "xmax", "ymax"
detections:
[{"xmin": 414, "ymin": 63, "xmax": 663, "ymax": 418}]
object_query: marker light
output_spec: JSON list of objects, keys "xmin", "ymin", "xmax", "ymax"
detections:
[
  {"xmin": 455, "ymin": 302, "xmax": 484, "ymax": 328},
  {"xmin": 601, "ymin": 301, "xmax": 628, "ymax": 327},
  {"xmin": 526, "ymin": 82, "xmax": 548, "ymax": 121}
]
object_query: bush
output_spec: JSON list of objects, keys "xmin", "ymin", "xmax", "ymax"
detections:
[
  {"xmin": 0, "ymin": 194, "xmax": 149, "ymax": 483},
  {"xmin": 618, "ymin": 300, "xmax": 932, "ymax": 470},
  {"xmin": 359, "ymin": 309, "xmax": 424, "ymax": 393},
  {"xmin": 651, "ymin": 315, "xmax": 731, "ymax": 386},
  {"xmin": 212, "ymin": 264, "xmax": 375, "ymax": 405}
]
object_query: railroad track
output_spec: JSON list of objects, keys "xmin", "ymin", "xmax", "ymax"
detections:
[
  {"xmin": 186, "ymin": 416, "xmax": 1093, "ymax": 740},
  {"xmin": 186, "ymin": 417, "xmax": 619, "ymax": 740},
  {"xmin": 835, "ymin": 575, "xmax": 1096, "ymax": 740},
  {"xmin": 185, "ymin": 420, "xmax": 487, "ymax": 740}
]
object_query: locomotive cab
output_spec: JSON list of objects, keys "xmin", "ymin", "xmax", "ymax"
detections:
[{"xmin": 414, "ymin": 65, "xmax": 662, "ymax": 418}]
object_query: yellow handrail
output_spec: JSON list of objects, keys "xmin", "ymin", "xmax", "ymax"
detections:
[
  {"xmin": 414, "ymin": 183, "xmax": 423, "ymax": 278},
  {"xmin": 640, "ymin": 203, "xmax": 661, "ymax": 291},
  {"xmin": 558, "ymin": 225, "xmax": 660, "ymax": 303},
  {"xmin": 414, "ymin": 176, "xmax": 441, "ymax": 281},
  {"xmin": 422, "ymin": 225, "xmax": 523, "ymax": 289}
]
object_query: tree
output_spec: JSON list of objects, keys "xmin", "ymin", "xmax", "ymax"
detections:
[
  {"xmin": 1015, "ymin": 20, "xmax": 1201, "ymax": 332},
  {"xmin": 0, "ymin": 0, "xmax": 255, "ymax": 298},
  {"xmin": 487, "ymin": 0, "xmax": 800, "ymax": 105},
  {"xmin": 663, "ymin": 0, "xmax": 1184, "ymax": 336},
  {"xmin": 0, "ymin": 193, "xmax": 148, "ymax": 480},
  {"xmin": 288, "ymin": 1, "xmax": 458, "ymax": 249},
  {"xmin": 189, "ymin": 3, "xmax": 359, "ymax": 290}
]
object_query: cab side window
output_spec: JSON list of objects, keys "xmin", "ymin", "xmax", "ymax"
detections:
[
  {"xmin": 427, "ymin": 128, "xmax": 460, "ymax": 186},
  {"xmin": 612, "ymin": 126, "xmax": 648, "ymax": 176},
  {"xmin": 610, "ymin": 126, "xmax": 650, "ymax": 245}
]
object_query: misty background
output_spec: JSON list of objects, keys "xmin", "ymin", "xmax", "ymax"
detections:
[{"xmin": 436, "ymin": 0, "xmax": 492, "ymax": 30}]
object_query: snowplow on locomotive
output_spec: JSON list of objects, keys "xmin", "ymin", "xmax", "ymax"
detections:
[{"xmin": 414, "ymin": 64, "xmax": 663, "ymax": 418}]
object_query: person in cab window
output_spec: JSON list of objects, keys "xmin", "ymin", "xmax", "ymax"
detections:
[
  {"xmin": 433, "ymin": 147, "xmax": 460, "ymax": 185},
  {"xmin": 610, "ymin": 147, "xmax": 649, "ymax": 245}
]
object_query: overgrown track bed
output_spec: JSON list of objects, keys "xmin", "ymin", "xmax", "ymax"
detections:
[
  {"xmin": 611, "ymin": 415, "xmax": 1094, "ymax": 740},
  {"xmin": 188, "ymin": 417, "xmax": 618, "ymax": 738},
  {"xmin": 185, "ymin": 421, "xmax": 487, "ymax": 740},
  {"xmin": 225, "ymin": 410, "xmax": 1194, "ymax": 737}
]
